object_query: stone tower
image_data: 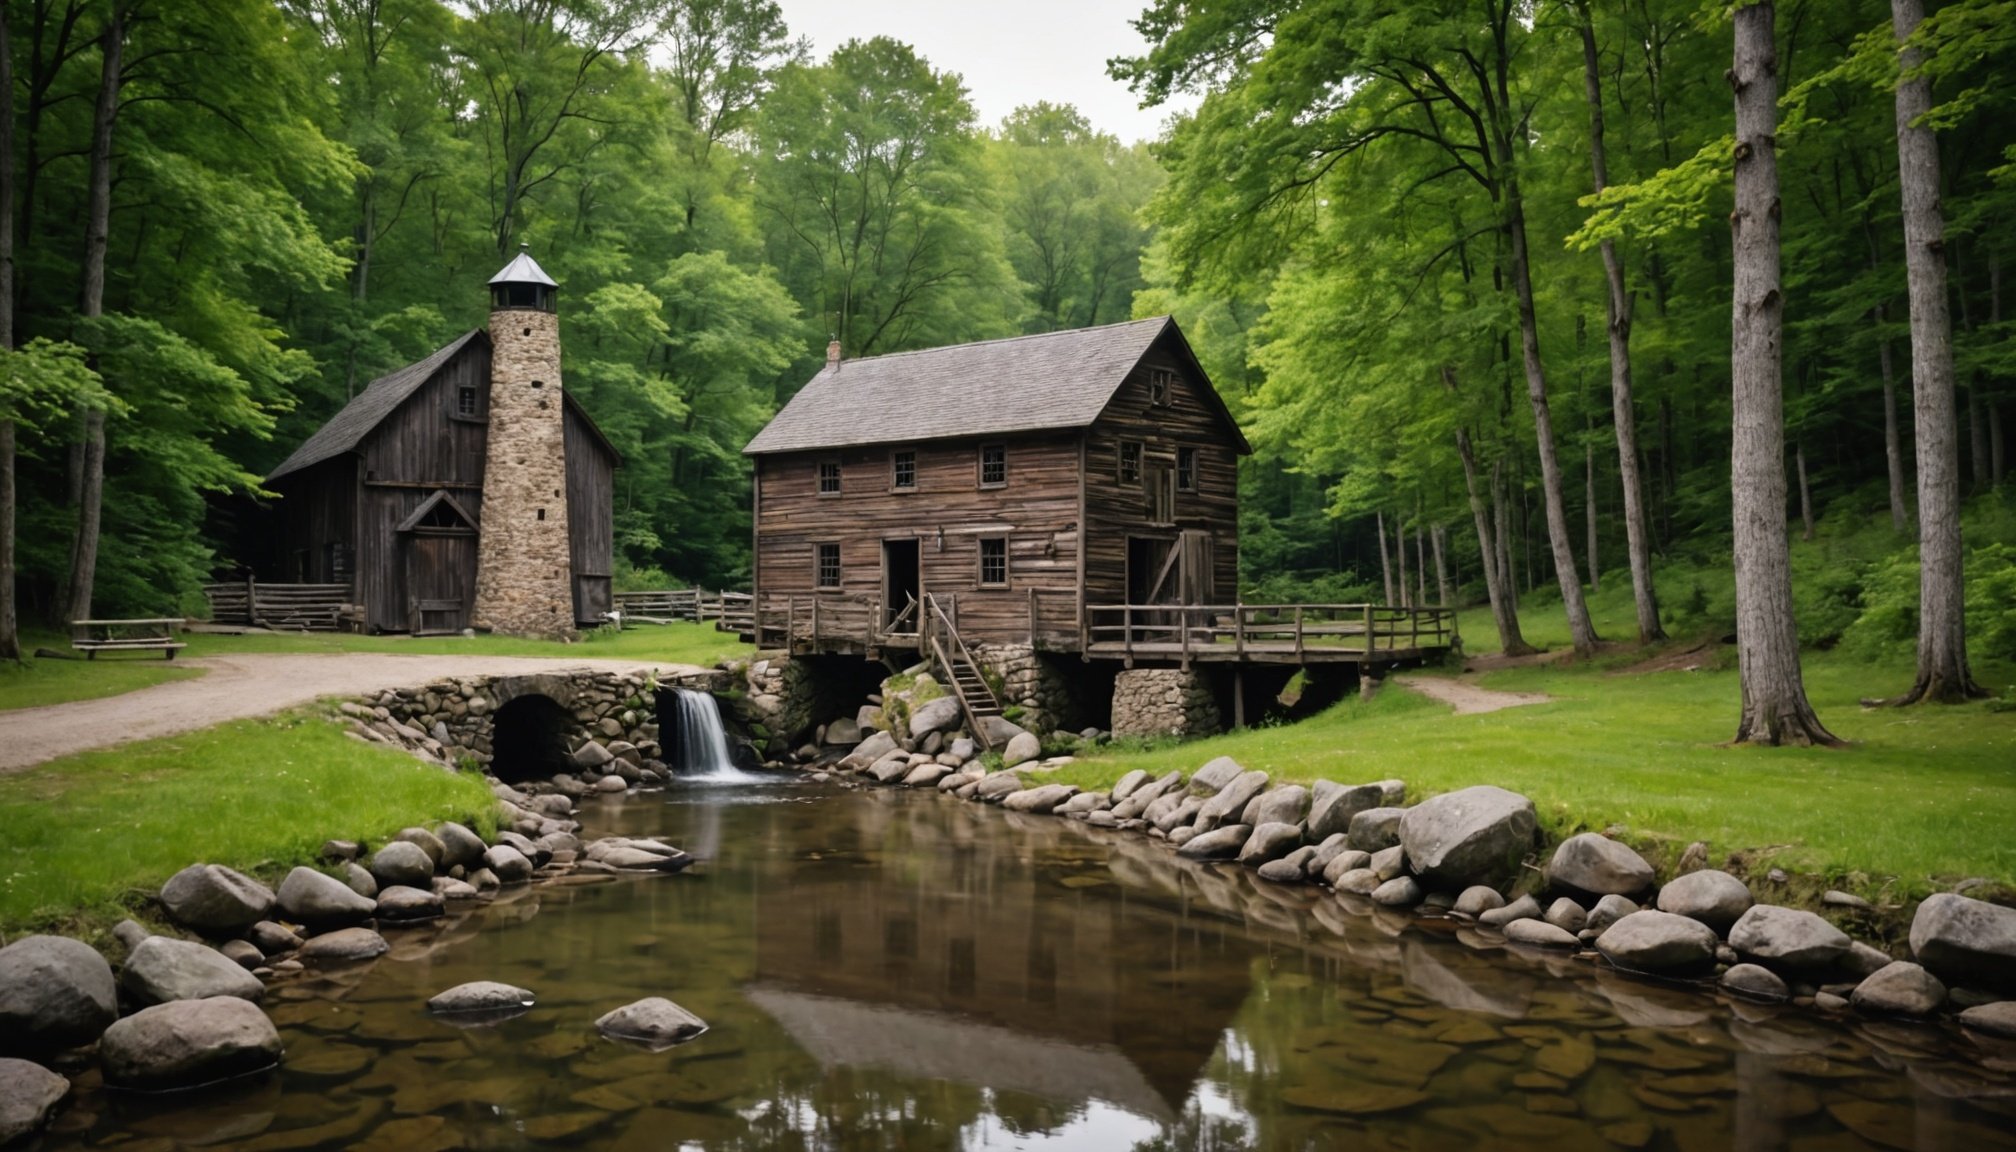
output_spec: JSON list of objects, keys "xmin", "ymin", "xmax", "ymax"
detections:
[{"xmin": 471, "ymin": 247, "xmax": 575, "ymax": 637}]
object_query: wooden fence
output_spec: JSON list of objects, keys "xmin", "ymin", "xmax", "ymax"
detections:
[
  {"xmin": 201, "ymin": 580, "xmax": 351, "ymax": 632},
  {"xmin": 612, "ymin": 588, "xmax": 752, "ymax": 634}
]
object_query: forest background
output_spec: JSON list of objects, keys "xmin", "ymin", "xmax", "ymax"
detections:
[{"xmin": 1, "ymin": 0, "xmax": 2012, "ymax": 681}]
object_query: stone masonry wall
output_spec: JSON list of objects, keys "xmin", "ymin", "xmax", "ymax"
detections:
[
  {"xmin": 472, "ymin": 307, "xmax": 574, "ymax": 637},
  {"xmin": 1110, "ymin": 668, "xmax": 1221, "ymax": 739},
  {"xmin": 974, "ymin": 644, "xmax": 1074, "ymax": 736}
]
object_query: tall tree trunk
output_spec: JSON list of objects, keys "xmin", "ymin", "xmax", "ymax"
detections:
[
  {"xmin": 1454, "ymin": 420, "xmax": 1533, "ymax": 655},
  {"xmin": 0, "ymin": 8, "xmax": 18, "ymax": 661},
  {"xmin": 1994, "ymin": 254, "xmax": 2007, "ymax": 487},
  {"xmin": 1876, "ymin": 301, "xmax": 1909, "ymax": 531},
  {"xmin": 1415, "ymin": 511, "xmax": 1427, "ymax": 607},
  {"xmin": 64, "ymin": 5, "xmax": 122, "ymax": 626},
  {"xmin": 1576, "ymin": 0, "xmax": 1664, "ymax": 641},
  {"xmin": 1888, "ymin": 0, "xmax": 1983, "ymax": 703},
  {"xmin": 1432, "ymin": 523, "xmax": 1451, "ymax": 609},
  {"xmin": 1494, "ymin": 58, "xmax": 1598, "ymax": 657},
  {"xmin": 1376, "ymin": 510, "xmax": 1394, "ymax": 605},
  {"xmin": 1729, "ymin": 2, "xmax": 1838, "ymax": 745},
  {"xmin": 1585, "ymin": 431, "xmax": 1599, "ymax": 591},
  {"xmin": 1795, "ymin": 442, "xmax": 1815, "ymax": 540},
  {"xmin": 1492, "ymin": 460, "xmax": 1518, "ymax": 612},
  {"xmin": 1396, "ymin": 514, "xmax": 1410, "ymax": 608}
]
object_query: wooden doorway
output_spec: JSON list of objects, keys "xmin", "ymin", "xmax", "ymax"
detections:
[
  {"xmin": 882, "ymin": 538, "xmax": 921, "ymax": 636},
  {"xmin": 397, "ymin": 490, "xmax": 478, "ymax": 634},
  {"xmin": 1127, "ymin": 531, "xmax": 1214, "ymax": 640}
]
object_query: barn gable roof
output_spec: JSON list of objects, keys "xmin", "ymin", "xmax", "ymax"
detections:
[
  {"xmin": 267, "ymin": 330, "xmax": 485, "ymax": 482},
  {"xmin": 742, "ymin": 316, "xmax": 1249, "ymax": 455},
  {"xmin": 267, "ymin": 329, "xmax": 622, "ymax": 482}
]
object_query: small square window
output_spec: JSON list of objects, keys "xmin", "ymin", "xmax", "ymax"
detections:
[
  {"xmin": 1117, "ymin": 441, "xmax": 1142, "ymax": 486},
  {"xmin": 1177, "ymin": 446, "xmax": 1198, "ymax": 492},
  {"xmin": 816, "ymin": 542, "xmax": 841, "ymax": 588},
  {"xmin": 892, "ymin": 450, "xmax": 916, "ymax": 490},
  {"xmin": 979, "ymin": 444, "xmax": 1006, "ymax": 487},
  {"xmin": 978, "ymin": 538, "xmax": 1008, "ymax": 587},
  {"xmin": 457, "ymin": 385, "xmax": 478, "ymax": 417},
  {"xmin": 1149, "ymin": 368, "xmax": 1175, "ymax": 405},
  {"xmin": 818, "ymin": 460, "xmax": 841, "ymax": 495}
]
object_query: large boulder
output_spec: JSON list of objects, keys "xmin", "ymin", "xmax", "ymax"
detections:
[
  {"xmin": 823, "ymin": 717, "xmax": 862, "ymax": 746},
  {"xmin": 1196, "ymin": 771, "xmax": 1269, "ymax": 831},
  {"xmin": 120, "ymin": 937, "xmax": 265, "ymax": 1005},
  {"xmin": 974, "ymin": 772, "xmax": 1024, "ymax": 802},
  {"xmin": 1595, "ymin": 910, "xmax": 1720, "ymax": 976},
  {"xmin": 1727, "ymin": 905, "xmax": 1851, "ymax": 974},
  {"xmin": 392, "ymin": 827, "xmax": 446, "ymax": 866},
  {"xmin": 1850, "ymin": 962, "xmax": 1946, "ymax": 1016},
  {"xmin": 1909, "ymin": 893, "xmax": 2016, "ymax": 991},
  {"xmin": 1545, "ymin": 835, "xmax": 1654, "ymax": 898},
  {"xmin": 595, "ymin": 998, "xmax": 708, "ymax": 1050},
  {"xmin": 1190, "ymin": 756, "xmax": 1245, "ymax": 794},
  {"xmin": 0, "ymin": 1058, "xmax": 69, "ymax": 1146},
  {"xmin": 1505, "ymin": 919, "xmax": 1581, "ymax": 949},
  {"xmin": 1237, "ymin": 823, "xmax": 1304, "ymax": 866},
  {"xmin": 276, "ymin": 867, "xmax": 376, "ymax": 929},
  {"xmin": 1001, "ymin": 731, "xmax": 1042, "ymax": 768},
  {"xmin": 1177, "ymin": 824, "xmax": 1252, "ymax": 861},
  {"xmin": 99, "ymin": 997, "xmax": 281, "ymax": 1091},
  {"xmin": 159, "ymin": 864, "xmax": 274, "ymax": 936},
  {"xmin": 1397, "ymin": 786, "xmax": 1537, "ymax": 888},
  {"xmin": 297, "ymin": 928, "xmax": 389, "ymax": 964},
  {"xmin": 1346, "ymin": 807, "xmax": 1406, "ymax": 853},
  {"xmin": 1001, "ymin": 784, "xmax": 1077, "ymax": 814},
  {"xmin": 1655, "ymin": 869, "xmax": 1752, "ymax": 935},
  {"xmin": 369, "ymin": 841, "xmax": 436, "ymax": 890},
  {"xmin": 908, "ymin": 697, "xmax": 963, "ymax": 738},
  {"xmin": 978, "ymin": 716, "xmax": 1028, "ymax": 748},
  {"xmin": 1307, "ymin": 781, "xmax": 1385, "ymax": 841},
  {"xmin": 843, "ymin": 730, "xmax": 899, "ymax": 769},
  {"xmin": 374, "ymin": 885, "xmax": 445, "ymax": 923},
  {"xmin": 0, "ymin": 936, "xmax": 117, "ymax": 1056},
  {"xmin": 435, "ymin": 822, "xmax": 488, "ymax": 871},
  {"xmin": 1109, "ymin": 770, "xmax": 1150, "ymax": 801},
  {"xmin": 1959, "ymin": 1002, "xmax": 2016, "ymax": 1039},
  {"xmin": 1241, "ymin": 785, "xmax": 1311, "ymax": 829},
  {"xmin": 483, "ymin": 845, "xmax": 534, "ymax": 885},
  {"xmin": 1586, "ymin": 894, "xmax": 1640, "ymax": 935}
]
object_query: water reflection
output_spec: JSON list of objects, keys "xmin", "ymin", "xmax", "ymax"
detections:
[{"xmin": 38, "ymin": 784, "xmax": 2016, "ymax": 1151}]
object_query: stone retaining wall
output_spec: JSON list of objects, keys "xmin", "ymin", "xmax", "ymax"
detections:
[
  {"xmin": 972, "ymin": 644, "xmax": 1074, "ymax": 735},
  {"xmin": 1111, "ymin": 668, "xmax": 1221, "ymax": 739}
]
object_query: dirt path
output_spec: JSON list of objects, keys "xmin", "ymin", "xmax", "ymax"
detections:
[
  {"xmin": 1392, "ymin": 674, "xmax": 1553, "ymax": 716},
  {"xmin": 0, "ymin": 652, "xmax": 706, "ymax": 773}
]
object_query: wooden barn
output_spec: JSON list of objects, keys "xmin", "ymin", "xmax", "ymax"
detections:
[
  {"xmin": 742, "ymin": 316, "xmax": 1249, "ymax": 655},
  {"xmin": 261, "ymin": 253, "xmax": 618, "ymax": 635}
]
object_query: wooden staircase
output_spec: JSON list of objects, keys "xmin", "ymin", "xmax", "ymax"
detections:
[{"xmin": 923, "ymin": 594, "xmax": 1004, "ymax": 750}]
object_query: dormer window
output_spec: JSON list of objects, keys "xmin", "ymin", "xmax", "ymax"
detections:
[
  {"xmin": 978, "ymin": 444, "xmax": 1007, "ymax": 488},
  {"xmin": 818, "ymin": 460, "xmax": 841, "ymax": 495},
  {"xmin": 1148, "ymin": 368, "xmax": 1175, "ymax": 406}
]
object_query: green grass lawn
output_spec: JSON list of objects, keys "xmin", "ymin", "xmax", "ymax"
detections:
[
  {"xmin": 1052, "ymin": 648, "xmax": 2016, "ymax": 895},
  {"xmin": 0, "ymin": 709, "xmax": 497, "ymax": 939},
  {"xmin": 0, "ymin": 621, "xmax": 751, "ymax": 713}
]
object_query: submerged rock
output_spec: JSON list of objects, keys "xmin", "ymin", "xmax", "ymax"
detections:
[
  {"xmin": 1958, "ymin": 1001, "xmax": 2016, "ymax": 1038},
  {"xmin": 1398, "ymin": 785, "xmax": 1536, "ymax": 889},
  {"xmin": 1720, "ymin": 963, "xmax": 1789, "ymax": 1001},
  {"xmin": 0, "ymin": 1058, "xmax": 69, "ymax": 1146},
  {"xmin": 1505, "ymin": 919, "xmax": 1580, "ymax": 949},
  {"xmin": 1001, "ymin": 784, "xmax": 1077, "ymax": 814},
  {"xmin": 1371, "ymin": 876, "xmax": 1423, "ymax": 907},
  {"xmin": 1909, "ymin": 893, "xmax": 2016, "ymax": 991},
  {"xmin": 159, "ymin": 864, "xmax": 274, "ymax": 936},
  {"xmin": 297, "ymin": 928, "xmax": 389, "ymax": 964},
  {"xmin": 428, "ymin": 982, "xmax": 536, "ymax": 1015},
  {"xmin": 595, "ymin": 997, "xmax": 708, "ymax": 1049},
  {"xmin": 0, "ymin": 936, "xmax": 117, "ymax": 1056},
  {"xmin": 121, "ymin": 937, "xmax": 265, "ymax": 1005},
  {"xmin": 99, "ymin": 997, "xmax": 281, "ymax": 1091}
]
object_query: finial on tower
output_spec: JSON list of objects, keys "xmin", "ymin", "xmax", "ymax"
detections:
[{"xmin": 826, "ymin": 339, "xmax": 843, "ymax": 366}]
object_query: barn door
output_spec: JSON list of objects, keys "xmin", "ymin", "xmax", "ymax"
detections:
[{"xmin": 396, "ymin": 490, "xmax": 478, "ymax": 635}]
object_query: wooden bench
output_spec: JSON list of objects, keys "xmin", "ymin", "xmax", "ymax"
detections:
[{"xmin": 70, "ymin": 618, "xmax": 187, "ymax": 660}]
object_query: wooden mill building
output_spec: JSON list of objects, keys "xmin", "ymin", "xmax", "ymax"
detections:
[
  {"xmin": 262, "ymin": 252, "xmax": 618, "ymax": 635},
  {"xmin": 743, "ymin": 317, "xmax": 1249, "ymax": 654}
]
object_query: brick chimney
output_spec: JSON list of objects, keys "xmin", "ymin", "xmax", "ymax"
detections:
[
  {"xmin": 471, "ymin": 246, "xmax": 575, "ymax": 638},
  {"xmin": 826, "ymin": 339, "xmax": 842, "ymax": 366}
]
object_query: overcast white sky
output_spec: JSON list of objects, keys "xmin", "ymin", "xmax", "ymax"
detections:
[{"xmin": 772, "ymin": 0, "xmax": 1197, "ymax": 144}]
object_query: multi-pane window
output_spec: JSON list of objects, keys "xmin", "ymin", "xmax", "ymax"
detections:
[
  {"xmin": 1149, "ymin": 367, "xmax": 1175, "ymax": 405},
  {"xmin": 1117, "ymin": 440, "xmax": 1142, "ymax": 486},
  {"xmin": 457, "ymin": 385, "xmax": 479, "ymax": 418},
  {"xmin": 978, "ymin": 537, "xmax": 1008, "ymax": 586},
  {"xmin": 818, "ymin": 460, "xmax": 841, "ymax": 495},
  {"xmin": 892, "ymin": 450, "xmax": 917, "ymax": 490},
  {"xmin": 816, "ymin": 542, "xmax": 841, "ymax": 588},
  {"xmin": 979, "ymin": 444, "xmax": 1007, "ymax": 487},
  {"xmin": 1177, "ymin": 446, "xmax": 1198, "ymax": 492}
]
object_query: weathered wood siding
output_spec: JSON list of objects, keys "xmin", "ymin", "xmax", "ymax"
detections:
[
  {"xmin": 564, "ymin": 399, "xmax": 615, "ymax": 626},
  {"xmin": 354, "ymin": 339, "xmax": 491, "ymax": 631},
  {"xmin": 1083, "ymin": 329, "xmax": 1241, "ymax": 606},
  {"xmin": 754, "ymin": 435, "xmax": 1082, "ymax": 647},
  {"xmin": 269, "ymin": 458, "xmax": 356, "ymax": 585}
]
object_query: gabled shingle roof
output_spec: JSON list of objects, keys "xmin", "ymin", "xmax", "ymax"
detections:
[
  {"xmin": 267, "ymin": 330, "xmax": 483, "ymax": 482},
  {"xmin": 744, "ymin": 316, "xmax": 1243, "ymax": 455}
]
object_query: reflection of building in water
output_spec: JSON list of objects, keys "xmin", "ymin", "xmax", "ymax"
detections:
[{"xmin": 750, "ymin": 800, "xmax": 1252, "ymax": 1121}]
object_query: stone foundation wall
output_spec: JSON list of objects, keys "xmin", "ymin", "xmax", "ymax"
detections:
[
  {"xmin": 742, "ymin": 653, "xmax": 816, "ymax": 746},
  {"xmin": 973, "ymin": 644, "xmax": 1074, "ymax": 736},
  {"xmin": 1110, "ymin": 668, "xmax": 1221, "ymax": 739}
]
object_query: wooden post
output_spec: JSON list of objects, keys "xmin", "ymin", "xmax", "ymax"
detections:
[
  {"xmin": 787, "ymin": 595, "xmax": 796, "ymax": 651},
  {"xmin": 812, "ymin": 596, "xmax": 821, "ymax": 646},
  {"xmin": 1362, "ymin": 605, "xmax": 1372, "ymax": 656},
  {"xmin": 1234, "ymin": 604, "xmax": 1245, "ymax": 658},
  {"xmin": 949, "ymin": 592, "xmax": 958, "ymax": 634},
  {"xmin": 1125, "ymin": 604, "xmax": 1134, "ymax": 661},
  {"xmin": 1028, "ymin": 586, "xmax": 1037, "ymax": 647},
  {"xmin": 1295, "ymin": 605, "xmax": 1305, "ymax": 660},
  {"xmin": 1233, "ymin": 666, "xmax": 1246, "ymax": 729},
  {"xmin": 1179, "ymin": 609, "xmax": 1190, "ymax": 671},
  {"xmin": 246, "ymin": 574, "xmax": 258, "ymax": 627}
]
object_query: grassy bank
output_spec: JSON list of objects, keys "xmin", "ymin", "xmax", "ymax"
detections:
[
  {"xmin": 1050, "ymin": 649, "xmax": 2016, "ymax": 895},
  {"xmin": 0, "ymin": 709, "xmax": 496, "ymax": 938},
  {"xmin": 0, "ymin": 621, "xmax": 751, "ymax": 712}
]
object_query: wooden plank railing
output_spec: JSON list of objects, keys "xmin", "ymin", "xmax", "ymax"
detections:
[
  {"xmin": 1083, "ymin": 603, "xmax": 1458, "ymax": 659},
  {"xmin": 203, "ymin": 581, "xmax": 350, "ymax": 631},
  {"xmin": 610, "ymin": 588, "xmax": 753, "ymax": 633}
]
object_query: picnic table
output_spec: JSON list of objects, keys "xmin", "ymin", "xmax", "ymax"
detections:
[{"xmin": 70, "ymin": 618, "xmax": 187, "ymax": 660}]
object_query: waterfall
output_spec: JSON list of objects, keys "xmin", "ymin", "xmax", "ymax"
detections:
[{"xmin": 667, "ymin": 688, "xmax": 759, "ymax": 782}]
